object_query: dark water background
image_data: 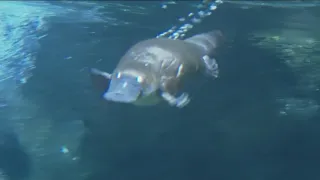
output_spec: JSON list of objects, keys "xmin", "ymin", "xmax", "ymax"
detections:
[{"xmin": 1, "ymin": 2, "xmax": 320, "ymax": 180}]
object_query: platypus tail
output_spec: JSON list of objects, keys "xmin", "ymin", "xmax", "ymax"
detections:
[
  {"xmin": 184, "ymin": 30, "xmax": 224, "ymax": 78},
  {"xmin": 184, "ymin": 30, "xmax": 224, "ymax": 57}
]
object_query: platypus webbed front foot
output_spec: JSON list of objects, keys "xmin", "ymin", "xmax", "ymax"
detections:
[
  {"xmin": 161, "ymin": 92, "xmax": 190, "ymax": 108},
  {"xmin": 202, "ymin": 55, "xmax": 219, "ymax": 78}
]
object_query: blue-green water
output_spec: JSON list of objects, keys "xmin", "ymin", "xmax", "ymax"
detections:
[{"xmin": 0, "ymin": 1, "xmax": 320, "ymax": 180}]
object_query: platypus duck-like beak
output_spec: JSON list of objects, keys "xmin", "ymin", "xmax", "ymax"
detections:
[{"xmin": 103, "ymin": 73, "xmax": 143, "ymax": 103}]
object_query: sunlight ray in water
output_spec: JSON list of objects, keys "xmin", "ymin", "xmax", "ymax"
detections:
[
  {"xmin": 0, "ymin": 1, "xmax": 132, "ymax": 85},
  {"xmin": 0, "ymin": 1, "xmax": 140, "ymax": 180}
]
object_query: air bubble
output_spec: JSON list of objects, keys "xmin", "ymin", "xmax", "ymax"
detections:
[
  {"xmin": 210, "ymin": 4, "xmax": 217, "ymax": 10},
  {"xmin": 179, "ymin": 18, "xmax": 186, "ymax": 22},
  {"xmin": 198, "ymin": 11, "xmax": 206, "ymax": 18},
  {"xmin": 161, "ymin": 4, "xmax": 168, "ymax": 9},
  {"xmin": 157, "ymin": 0, "xmax": 222, "ymax": 39},
  {"xmin": 191, "ymin": 18, "xmax": 202, "ymax": 24},
  {"xmin": 188, "ymin": 13, "xmax": 194, "ymax": 17}
]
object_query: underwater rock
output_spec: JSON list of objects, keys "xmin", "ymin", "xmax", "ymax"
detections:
[
  {"xmin": 249, "ymin": 11, "xmax": 320, "ymax": 93},
  {"xmin": 278, "ymin": 97, "xmax": 319, "ymax": 119}
]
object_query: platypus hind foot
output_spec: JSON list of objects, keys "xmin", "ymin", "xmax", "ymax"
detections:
[
  {"xmin": 161, "ymin": 92, "xmax": 190, "ymax": 108},
  {"xmin": 202, "ymin": 55, "xmax": 219, "ymax": 78}
]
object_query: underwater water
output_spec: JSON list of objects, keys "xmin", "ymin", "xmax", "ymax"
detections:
[{"xmin": 0, "ymin": 1, "xmax": 320, "ymax": 180}]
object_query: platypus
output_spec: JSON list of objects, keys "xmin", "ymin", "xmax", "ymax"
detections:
[{"xmin": 90, "ymin": 30, "xmax": 224, "ymax": 108}]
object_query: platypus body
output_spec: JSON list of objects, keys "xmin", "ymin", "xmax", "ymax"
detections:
[{"xmin": 91, "ymin": 30, "xmax": 224, "ymax": 108}]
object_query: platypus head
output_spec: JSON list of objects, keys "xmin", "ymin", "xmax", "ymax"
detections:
[{"xmin": 103, "ymin": 69, "xmax": 157, "ymax": 104}]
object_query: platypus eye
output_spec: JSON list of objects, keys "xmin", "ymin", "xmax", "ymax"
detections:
[
  {"xmin": 136, "ymin": 76, "xmax": 143, "ymax": 83},
  {"xmin": 116, "ymin": 72, "xmax": 122, "ymax": 78}
]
